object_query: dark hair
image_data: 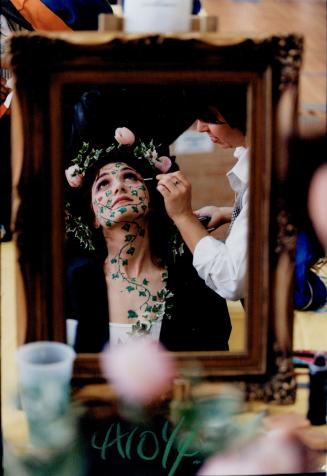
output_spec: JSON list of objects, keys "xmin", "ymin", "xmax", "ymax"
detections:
[
  {"xmin": 194, "ymin": 84, "xmax": 248, "ymax": 135},
  {"xmin": 67, "ymin": 145, "xmax": 178, "ymax": 265}
]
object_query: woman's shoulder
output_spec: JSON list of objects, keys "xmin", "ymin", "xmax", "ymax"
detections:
[{"xmin": 66, "ymin": 254, "xmax": 105, "ymax": 291}]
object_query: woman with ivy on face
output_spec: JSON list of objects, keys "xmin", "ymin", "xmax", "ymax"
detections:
[{"xmin": 65, "ymin": 128, "xmax": 231, "ymax": 353}]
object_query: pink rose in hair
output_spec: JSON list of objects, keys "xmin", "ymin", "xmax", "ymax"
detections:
[
  {"xmin": 155, "ymin": 156, "xmax": 172, "ymax": 173},
  {"xmin": 114, "ymin": 127, "xmax": 136, "ymax": 146},
  {"xmin": 100, "ymin": 337, "xmax": 177, "ymax": 405},
  {"xmin": 65, "ymin": 165, "xmax": 83, "ymax": 188}
]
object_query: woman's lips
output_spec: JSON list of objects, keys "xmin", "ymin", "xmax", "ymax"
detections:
[{"xmin": 112, "ymin": 196, "xmax": 132, "ymax": 208}]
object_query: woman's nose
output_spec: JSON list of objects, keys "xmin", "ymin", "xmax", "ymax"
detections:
[
  {"xmin": 196, "ymin": 119, "xmax": 208, "ymax": 132},
  {"xmin": 113, "ymin": 178, "xmax": 126, "ymax": 194}
]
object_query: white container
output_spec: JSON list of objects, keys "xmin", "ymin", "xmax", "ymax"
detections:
[
  {"xmin": 124, "ymin": 0, "xmax": 192, "ymax": 34},
  {"xmin": 16, "ymin": 341, "xmax": 76, "ymax": 446}
]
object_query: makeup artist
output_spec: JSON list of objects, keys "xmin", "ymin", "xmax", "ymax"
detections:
[{"xmin": 157, "ymin": 86, "xmax": 248, "ymax": 301}]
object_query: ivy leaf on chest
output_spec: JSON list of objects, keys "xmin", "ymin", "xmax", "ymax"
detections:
[{"xmin": 128, "ymin": 310, "xmax": 138, "ymax": 318}]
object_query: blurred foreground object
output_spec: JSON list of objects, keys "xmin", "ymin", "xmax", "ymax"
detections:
[
  {"xmin": 309, "ymin": 163, "xmax": 327, "ymax": 254},
  {"xmin": 100, "ymin": 338, "xmax": 177, "ymax": 406},
  {"xmin": 307, "ymin": 353, "xmax": 327, "ymax": 426},
  {"xmin": 16, "ymin": 341, "xmax": 76, "ymax": 447},
  {"xmin": 198, "ymin": 427, "xmax": 317, "ymax": 475},
  {"xmin": 4, "ymin": 405, "xmax": 87, "ymax": 476},
  {"xmin": 5, "ymin": 0, "xmax": 113, "ymax": 31}
]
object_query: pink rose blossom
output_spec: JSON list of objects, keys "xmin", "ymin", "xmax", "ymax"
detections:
[
  {"xmin": 100, "ymin": 337, "xmax": 177, "ymax": 405},
  {"xmin": 114, "ymin": 127, "xmax": 135, "ymax": 146},
  {"xmin": 65, "ymin": 165, "xmax": 83, "ymax": 188},
  {"xmin": 155, "ymin": 156, "xmax": 172, "ymax": 173}
]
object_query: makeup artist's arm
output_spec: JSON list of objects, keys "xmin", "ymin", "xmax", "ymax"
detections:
[
  {"xmin": 156, "ymin": 171, "xmax": 208, "ymax": 253},
  {"xmin": 157, "ymin": 171, "xmax": 247, "ymax": 300}
]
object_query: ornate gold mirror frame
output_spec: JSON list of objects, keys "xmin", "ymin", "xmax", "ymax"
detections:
[{"xmin": 9, "ymin": 32, "xmax": 303, "ymax": 402}]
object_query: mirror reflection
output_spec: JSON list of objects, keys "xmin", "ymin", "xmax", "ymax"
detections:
[{"xmin": 62, "ymin": 83, "xmax": 248, "ymax": 353}]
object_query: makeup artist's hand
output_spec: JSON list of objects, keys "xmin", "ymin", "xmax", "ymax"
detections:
[
  {"xmin": 156, "ymin": 171, "xmax": 194, "ymax": 222},
  {"xmin": 194, "ymin": 206, "xmax": 233, "ymax": 230},
  {"xmin": 156, "ymin": 171, "xmax": 208, "ymax": 254}
]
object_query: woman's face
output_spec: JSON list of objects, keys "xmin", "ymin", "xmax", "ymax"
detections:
[
  {"xmin": 196, "ymin": 109, "xmax": 245, "ymax": 149},
  {"xmin": 91, "ymin": 162, "xmax": 150, "ymax": 228}
]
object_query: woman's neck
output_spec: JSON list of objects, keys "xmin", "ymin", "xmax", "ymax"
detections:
[
  {"xmin": 102, "ymin": 218, "xmax": 168, "ymax": 329},
  {"xmin": 102, "ymin": 219, "xmax": 155, "ymax": 277}
]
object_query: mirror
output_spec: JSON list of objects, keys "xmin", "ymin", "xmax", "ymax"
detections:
[{"xmin": 8, "ymin": 32, "xmax": 303, "ymax": 400}]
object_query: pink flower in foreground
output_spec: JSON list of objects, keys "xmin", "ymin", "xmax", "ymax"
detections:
[
  {"xmin": 155, "ymin": 156, "xmax": 172, "ymax": 173},
  {"xmin": 65, "ymin": 165, "xmax": 83, "ymax": 188},
  {"xmin": 100, "ymin": 338, "xmax": 177, "ymax": 405},
  {"xmin": 308, "ymin": 163, "xmax": 327, "ymax": 252},
  {"xmin": 198, "ymin": 429, "xmax": 312, "ymax": 475},
  {"xmin": 114, "ymin": 127, "xmax": 135, "ymax": 146}
]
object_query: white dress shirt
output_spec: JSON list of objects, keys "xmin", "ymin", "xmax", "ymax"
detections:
[{"xmin": 193, "ymin": 146, "xmax": 249, "ymax": 300}]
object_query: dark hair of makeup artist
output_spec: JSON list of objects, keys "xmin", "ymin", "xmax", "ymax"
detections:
[{"xmin": 194, "ymin": 84, "xmax": 248, "ymax": 136}]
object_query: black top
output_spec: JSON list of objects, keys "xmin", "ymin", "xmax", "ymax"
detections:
[{"xmin": 66, "ymin": 248, "xmax": 231, "ymax": 353}]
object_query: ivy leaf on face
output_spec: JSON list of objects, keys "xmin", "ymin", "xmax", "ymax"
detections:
[
  {"xmin": 119, "ymin": 207, "xmax": 127, "ymax": 214},
  {"xmin": 139, "ymin": 291, "xmax": 147, "ymax": 297},
  {"xmin": 152, "ymin": 295, "xmax": 158, "ymax": 301},
  {"xmin": 145, "ymin": 305, "xmax": 153, "ymax": 313},
  {"xmin": 131, "ymin": 190, "xmax": 138, "ymax": 196},
  {"xmin": 111, "ymin": 258, "xmax": 117, "ymax": 264},
  {"xmin": 127, "ymin": 247, "xmax": 135, "ymax": 255},
  {"xmin": 122, "ymin": 223, "xmax": 131, "ymax": 231},
  {"xmin": 131, "ymin": 277, "xmax": 136, "ymax": 283},
  {"xmin": 106, "ymin": 220, "xmax": 112, "ymax": 227},
  {"xmin": 126, "ymin": 285, "xmax": 135, "ymax": 293},
  {"xmin": 132, "ymin": 205, "xmax": 139, "ymax": 213},
  {"xmin": 122, "ymin": 259, "xmax": 128, "ymax": 265},
  {"xmin": 100, "ymin": 206, "xmax": 104, "ymax": 214},
  {"xmin": 157, "ymin": 289, "xmax": 164, "ymax": 299},
  {"xmin": 152, "ymin": 304, "xmax": 162, "ymax": 313},
  {"xmin": 138, "ymin": 228, "xmax": 145, "ymax": 237},
  {"xmin": 125, "ymin": 234, "xmax": 136, "ymax": 242},
  {"xmin": 128, "ymin": 310, "xmax": 138, "ymax": 319},
  {"xmin": 112, "ymin": 272, "xmax": 119, "ymax": 279},
  {"xmin": 143, "ymin": 278, "xmax": 149, "ymax": 285}
]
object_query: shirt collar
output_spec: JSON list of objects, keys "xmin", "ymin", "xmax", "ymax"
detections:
[{"xmin": 226, "ymin": 146, "xmax": 249, "ymax": 193}]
